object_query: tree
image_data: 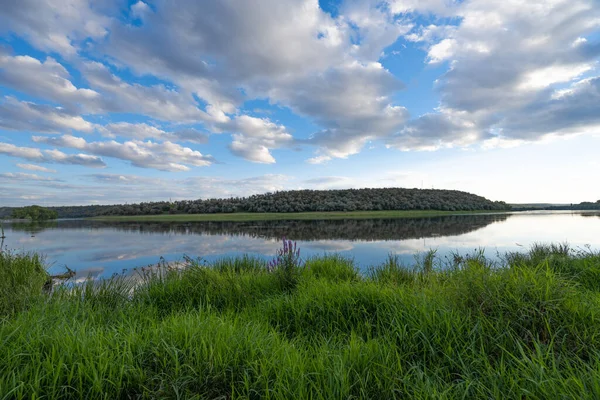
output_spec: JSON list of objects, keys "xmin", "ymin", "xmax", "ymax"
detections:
[{"xmin": 11, "ymin": 205, "xmax": 58, "ymax": 221}]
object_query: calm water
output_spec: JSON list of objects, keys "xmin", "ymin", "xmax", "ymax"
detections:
[{"xmin": 2, "ymin": 211, "xmax": 600, "ymax": 279}]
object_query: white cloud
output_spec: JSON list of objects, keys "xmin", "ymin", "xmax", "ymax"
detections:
[
  {"xmin": 81, "ymin": 61, "xmax": 214, "ymax": 122},
  {"xmin": 16, "ymin": 163, "xmax": 57, "ymax": 173},
  {"xmin": 0, "ymin": 172, "xmax": 60, "ymax": 182},
  {"xmin": 220, "ymin": 116, "xmax": 293, "ymax": 163},
  {"xmin": 387, "ymin": 109, "xmax": 487, "ymax": 151},
  {"xmin": 269, "ymin": 61, "xmax": 408, "ymax": 159},
  {"xmin": 499, "ymin": 76, "xmax": 600, "ymax": 139},
  {"xmin": 393, "ymin": 0, "xmax": 600, "ymax": 149},
  {"xmin": 0, "ymin": 51, "xmax": 100, "ymax": 109},
  {"xmin": 0, "ymin": 0, "xmax": 111, "ymax": 55},
  {"xmin": 0, "ymin": 141, "xmax": 105, "ymax": 167},
  {"xmin": 106, "ymin": 0, "xmax": 348, "ymax": 85},
  {"xmin": 0, "ymin": 97, "xmax": 94, "ymax": 133},
  {"xmin": 33, "ymin": 135, "xmax": 216, "ymax": 172},
  {"xmin": 102, "ymin": 0, "xmax": 410, "ymax": 160},
  {"xmin": 98, "ymin": 122, "xmax": 209, "ymax": 144},
  {"xmin": 516, "ymin": 64, "xmax": 593, "ymax": 91},
  {"xmin": 306, "ymin": 155, "xmax": 332, "ymax": 164},
  {"xmin": 42, "ymin": 149, "xmax": 107, "ymax": 167},
  {"xmin": 387, "ymin": 0, "xmax": 458, "ymax": 16},
  {"xmin": 0, "ymin": 142, "xmax": 43, "ymax": 160},
  {"xmin": 130, "ymin": 1, "xmax": 151, "ymax": 20},
  {"xmin": 1, "ymin": 0, "xmax": 599, "ymax": 170},
  {"xmin": 340, "ymin": 0, "xmax": 413, "ymax": 61},
  {"xmin": 229, "ymin": 139, "xmax": 276, "ymax": 164}
]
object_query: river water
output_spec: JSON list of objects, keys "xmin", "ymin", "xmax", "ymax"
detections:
[{"xmin": 2, "ymin": 211, "xmax": 600, "ymax": 279}]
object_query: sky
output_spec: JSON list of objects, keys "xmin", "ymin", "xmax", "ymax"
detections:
[{"xmin": 0, "ymin": 0, "xmax": 599, "ymax": 207}]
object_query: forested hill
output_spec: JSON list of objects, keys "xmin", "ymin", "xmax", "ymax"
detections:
[
  {"xmin": 118, "ymin": 188, "xmax": 511, "ymax": 215},
  {"xmin": 0, "ymin": 188, "xmax": 511, "ymax": 219}
]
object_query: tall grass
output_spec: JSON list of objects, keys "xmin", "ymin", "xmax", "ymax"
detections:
[
  {"xmin": 0, "ymin": 250, "xmax": 48, "ymax": 318},
  {"xmin": 2, "ymin": 244, "xmax": 600, "ymax": 398}
]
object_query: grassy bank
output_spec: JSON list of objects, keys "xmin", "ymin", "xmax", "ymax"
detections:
[
  {"xmin": 91, "ymin": 209, "xmax": 505, "ymax": 222},
  {"xmin": 2, "ymin": 244, "xmax": 600, "ymax": 399}
]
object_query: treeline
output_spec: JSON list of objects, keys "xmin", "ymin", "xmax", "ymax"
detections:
[
  {"xmin": 548, "ymin": 201, "xmax": 600, "ymax": 211},
  {"xmin": 100, "ymin": 188, "xmax": 511, "ymax": 216},
  {"xmin": 10, "ymin": 206, "xmax": 57, "ymax": 221},
  {"xmin": 0, "ymin": 205, "xmax": 112, "ymax": 219},
  {"xmin": 512, "ymin": 200, "xmax": 600, "ymax": 211},
  {"xmin": 0, "ymin": 188, "xmax": 511, "ymax": 219}
]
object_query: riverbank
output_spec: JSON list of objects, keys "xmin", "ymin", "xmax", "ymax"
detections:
[
  {"xmin": 2, "ymin": 244, "xmax": 600, "ymax": 398},
  {"xmin": 91, "ymin": 209, "xmax": 507, "ymax": 222}
]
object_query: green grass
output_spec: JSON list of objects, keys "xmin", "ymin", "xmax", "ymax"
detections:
[
  {"xmin": 0, "ymin": 250, "xmax": 48, "ymax": 317},
  {"xmin": 2, "ymin": 244, "xmax": 600, "ymax": 399},
  {"xmin": 91, "ymin": 209, "xmax": 506, "ymax": 222}
]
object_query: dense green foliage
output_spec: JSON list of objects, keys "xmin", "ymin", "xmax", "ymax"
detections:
[
  {"xmin": 10, "ymin": 205, "xmax": 58, "ymax": 220},
  {"xmin": 100, "ymin": 188, "xmax": 511, "ymax": 216},
  {"xmin": 0, "ymin": 251, "xmax": 48, "ymax": 317},
  {"xmin": 0, "ymin": 188, "xmax": 511, "ymax": 219},
  {"xmin": 0, "ymin": 205, "xmax": 108, "ymax": 219},
  {"xmin": 2, "ymin": 244, "xmax": 600, "ymax": 398}
]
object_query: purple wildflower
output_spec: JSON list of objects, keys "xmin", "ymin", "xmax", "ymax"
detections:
[{"xmin": 267, "ymin": 237, "xmax": 302, "ymax": 273}]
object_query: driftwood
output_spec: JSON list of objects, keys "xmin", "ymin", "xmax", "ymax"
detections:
[
  {"xmin": 50, "ymin": 266, "xmax": 76, "ymax": 280},
  {"xmin": 44, "ymin": 266, "xmax": 76, "ymax": 292}
]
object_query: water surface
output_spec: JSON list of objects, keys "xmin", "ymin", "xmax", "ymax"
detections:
[{"xmin": 2, "ymin": 211, "xmax": 600, "ymax": 279}]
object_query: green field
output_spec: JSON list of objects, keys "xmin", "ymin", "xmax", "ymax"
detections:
[
  {"xmin": 91, "ymin": 209, "xmax": 506, "ymax": 222},
  {"xmin": 2, "ymin": 243, "xmax": 600, "ymax": 398}
]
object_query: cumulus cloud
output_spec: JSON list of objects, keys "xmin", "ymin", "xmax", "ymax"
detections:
[
  {"xmin": 16, "ymin": 163, "xmax": 57, "ymax": 173},
  {"xmin": 500, "ymin": 76, "xmax": 600, "ymax": 139},
  {"xmin": 81, "ymin": 61, "xmax": 215, "ymax": 122},
  {"xmin": 130, "ymin": 1, "xmax": 151, "ymax": 20},
  {"xmin": 391, "ymin": 0, "xmax": 600, "ymax": 149},
  {"xmin": 1, "ymin": 0, "xmax": 411, "ymax": 163},
  {"xmin": 2, "ymin": 0, "xmax": 600, "ymax": 171},
  {"xmin": 219, "ymin": 116, "xmax": 293, "ymax": 163},
  {"xmin": 0, "ymin": 141, "xmax": 105, "ymax": 167},
  {"xmin": 387, "ymin": 0, "xmax": 458, "ymax": 16},
  {"xmin": 0, "ymin": 0, "xmax": 111, "ymax": 55},
  {"xmin": 102, "ymin": 0, "xmax": 411, "ymax": 160},
  {"xmin": 33, "ymin": 135, "xmax": 216, "ymax": 172},
  {"xmin": 0, "ymin": 97, "xmax": 94, "ymax": 133},
  {"xmin": 106, "ymin": 0, "xmax": 347, "ymax": 84},
  {"xmin": 387, "ymin": 109, "xmax": 487, "ymax": 151},
  {"xmin": 340, "ymin": 0, "xmax": 414, "ymax": 61},
  {"xmin": 269, "ymin": 61, "xmax": 408, "ymax": 159},
  {"xmin": 0, "ymin": 51, "xmax": 100, "ymax": 111},
  {"xmin": 98, "ymin": 122, "xmax": 209, "ymax": 144}
]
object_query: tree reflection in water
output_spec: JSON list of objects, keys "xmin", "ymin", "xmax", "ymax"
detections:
[{"xmin": 7, "ymin": 214, "xmax": 510, "ymax": 241}]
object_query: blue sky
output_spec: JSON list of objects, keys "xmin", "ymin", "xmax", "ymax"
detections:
[{"xmin": 1, "ymin": 0, "xmax": 599, "ymax": 206}]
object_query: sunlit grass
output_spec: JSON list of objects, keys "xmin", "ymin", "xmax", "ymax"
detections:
[{"xmin": 2, "ymin": 244, "xmax": 600, "ymax": 398}]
